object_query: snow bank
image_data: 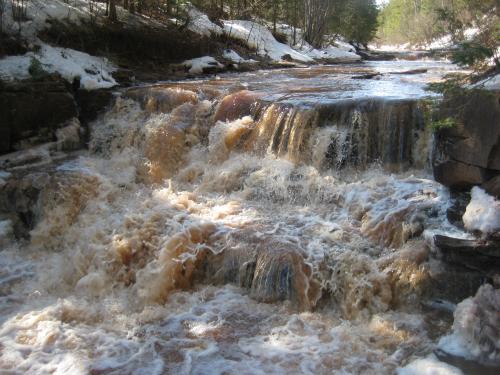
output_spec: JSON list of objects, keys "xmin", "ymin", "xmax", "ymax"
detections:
[
  {"xmin": 333, "ymin": 40, "xmax": 357, "ymax": 53},
  {"xmin": 3, "ymin": 0, "xmax": 166, "ymax": 39},
  {"xmin": 0, "ymin": 44, "xmax": 117, "ymax": 90},
  {"xmin": 425, "ymin": 27, "xmax": 480, "ymax": 50},
  {"xmin": 369, "ymin": 43, "xmax": 412, "ymax": 52},
  {"xmin": 397, "ymin": 356, "xmax": 463, "ymax": 375},
  {"xmin": 462, "ymin": 187, "xmax": 500, "ymax": 235},
  {"xmin": 182, "ymin": 56, "xmax": 223, "ymax": 74},
  {"xmin": 222, "ymin": 49, "xmax": 257, "ymax": 64},
  {"xmin": 427, "ymin": 35, "xmax": 454, "ymax": 50},
  {"xmin": 299, "ymin": 43, "xmax": 361, "ymax": 62},
  {"xmin": 275, "ymin": 23, "xmax": 359, "ymax": 59},
  {"xmin": 222, "ymin": 20, "xmax": 313, "ymax": 63},
  {"xmin": 2, "ymin": 0, "xmax": 91, "ymax": 39},
  {"xmin": 187, "ymin": 7, "xmax": 223, "ymax": 37}
]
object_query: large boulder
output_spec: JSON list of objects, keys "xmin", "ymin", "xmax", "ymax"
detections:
[{"xmin": 432, "ymin": 90, "xmax": 500, "ymax": 189}]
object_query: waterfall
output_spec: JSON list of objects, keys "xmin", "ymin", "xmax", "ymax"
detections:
[{"xmin": 2, "ymin": 62, "xmax": 482, "ymax": 375}]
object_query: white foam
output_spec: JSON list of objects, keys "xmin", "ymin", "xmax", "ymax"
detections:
[{"xmin": 397, "ymin": 355, "xmax": 463, "ymax": 375}]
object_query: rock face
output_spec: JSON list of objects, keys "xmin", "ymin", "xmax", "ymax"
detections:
[
  {"xmin": 434, "ymin": 235, "xmax": 500, "ymax": 273},
  {"xmin": 0, "ymin": 76, "xmax": 78, "ymax": 154},
  {"xmin": 432, "ymin": 90, "xmax": 500, "ymax": 189},
  {"xmin": 0, "ymin": 75, "xmax": 115, "ymax": 155}
]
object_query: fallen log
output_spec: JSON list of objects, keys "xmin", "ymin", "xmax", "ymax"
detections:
[
  {"xmin": 352, "ymin": 72, "xmax": 382, "ymax": 79},
  {"xmin": 391, "ymin": 68, "xmax": 428, "ymax": 75}
]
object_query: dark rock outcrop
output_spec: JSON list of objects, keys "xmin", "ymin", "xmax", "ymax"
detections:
[
  {"xmin": 434, "ymin": 234, "xmax": 500, "ymax": 273},
  {"xmin": 0, "ymin": 75, "xmax": 77, "ymax": 154},
  {"xmin": 482, "ymin": 175, "xmax": 500, "ymax": 199},
  {"xmin": 75, "ymin": 88, "xmax": 114, "ymax": 126},
  {"xmin": 0, "ymin": 75, "xmax": 116, "ymax": 155},
  {"xmin": 432, "ymin": 90, "xmax": 500, "ymax": 189}
]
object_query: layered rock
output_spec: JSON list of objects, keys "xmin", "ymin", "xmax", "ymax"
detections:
[
  {"xmin": 432, "ymin": 90, "xmax": 500, "ymax": 189},
  {"xmin": 0, "ymin": 75, "xmax": 77, "ymax": 153},
  {"xmin": 0, "ymin": 74, "xmax": 114, "ymax": 155}
]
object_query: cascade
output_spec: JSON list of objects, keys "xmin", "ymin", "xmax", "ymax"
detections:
[{"xmin": 1, "ymin": 62, "xmax": 492, "ymax": 374}]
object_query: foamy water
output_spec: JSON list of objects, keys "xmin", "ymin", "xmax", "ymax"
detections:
[{"xmin": 0, "ymin": 62, "xmax": 491, "ymax": 374}]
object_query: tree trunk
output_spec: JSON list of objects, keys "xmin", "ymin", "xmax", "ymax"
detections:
[
  {"xmin": 109, "ymin": 0, "xmax": 117, "ymax": 21},
  {"xmin": 303, "ymin": 0, "xmax": 331, "ymax": 48}
]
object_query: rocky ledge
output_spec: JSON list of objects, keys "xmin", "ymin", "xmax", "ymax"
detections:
[
  {"xmin": 0, "ymin": 74, "xmax": 114, "ymax": 154},
  {"xmin": 432, "ymin": 89, "xmax": 500, "ymax": 196}
]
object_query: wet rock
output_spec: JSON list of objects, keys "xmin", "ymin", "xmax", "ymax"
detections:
[
  {"xmin": 214, "ymin": 90, "xmax": 261, "ymax": 122},
  {"xmin": 433, "ymin": 235, "xmax": 500, "ymax": 273},
  {"xmin": 390, "ymin": 68, "xmax": 428, "ymax": 75},
  {"xmin": 75, "ymin": 88, "xmax": 114, "ymax": 126},
  {"xmin": 0, "ymin": 75, "xmax": 78, "ymax": 154},
  {"xmin": 426, "ymin": 259, "xmax": 487, "ymax": 303},
  {"xmin": 357, "ymin": 50, "xmax": 396, "ymax": 61},
  {"xmin": 199, "ymin": 234, "xmax": 320, "ymax": 310},
  {"xmin": 432, "ymin": 91, "xmax": 500, "ymax": 189},
  {"xmin": 446, "ymin": 191, "xmax": 470, "ymax": 229},
  {"xmin": 125, "ymin": 86, "xmax": 198, "ymax": 114},
  {"xmin": 352, "ymin": 72, "xmax": 382, "ymax": 80},
  {"xmin": 435, "ymin": 349, "xmax": 500, "ymax": 375},
  {"xmin": 482, "ymin": 175, "xmax": 500, "ymax": 199},
  {"xmin": 433, "ymin": 159, "xmax": 492, "ymax": 190},
  {"xmin": 250, "ymin": 241, "xmax": 319, "ymax": 309}
]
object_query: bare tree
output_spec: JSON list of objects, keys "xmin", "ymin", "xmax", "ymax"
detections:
[
  {"xmin": 303, "ymin": 0, "xmax": 331, "ymax": 48},
  {"xmin": 0, "ymin": 0, "xmax": 5, "ymax": 33},
  {"xmin": 109, "ymin": 0, "xmax": 117, "ymax": 21}
]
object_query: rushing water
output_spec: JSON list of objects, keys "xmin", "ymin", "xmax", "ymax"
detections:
[{"xmin": 0, "ymin": 61, "xmax": 487, "ymax": 374}]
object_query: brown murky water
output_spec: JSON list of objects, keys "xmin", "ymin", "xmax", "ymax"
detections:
[{"xmin": 0, "ymin": 61, "xmax": 486, "ymax": 374}]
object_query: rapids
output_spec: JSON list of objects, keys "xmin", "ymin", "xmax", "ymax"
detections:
[{"xmin": 0, "ymin": 61, "xmax": 484, "ymax": 374}]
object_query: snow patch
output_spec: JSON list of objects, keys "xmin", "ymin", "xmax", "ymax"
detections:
[
  {"xmin": 299, "ymin": 43, "xmax": 361, "ymax": 62},
  {"xmin": 462, "ymin": 187, "xmax": 500, "ymax": 235},
  {"xmin": 187, "ymin": 7, "xmax": 223, "ymax": 36},
  {"xmin": 182, "ymin": 56, "xmax": 223, "ymax": 74},
  {"xmin": 275, "ymin": 22, "xmax": 359, "ymax": 61},
  {"xmin": 0, "ymin": 44, "xmax": 117, "ymax": 90},
  {"xmin": 222, "ymin": 49, "xmax": 257, "ymax": 64},
  {"xmin": 2, "ymin": 0, "xmax": 90, "ymax": 39},
  {"xmin": 222, "ymin": 20, "xmax": 313, "ymax": 63}
]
